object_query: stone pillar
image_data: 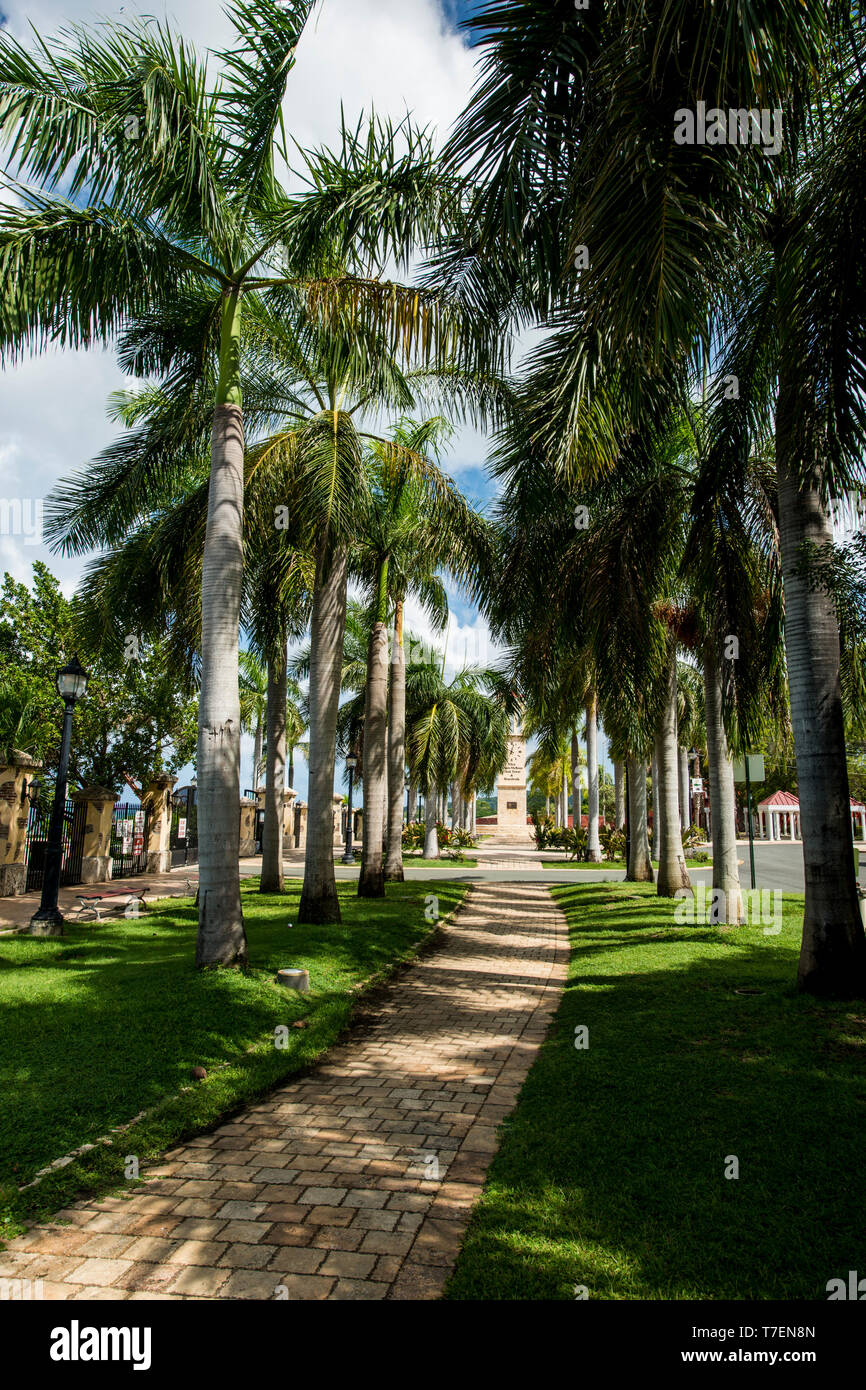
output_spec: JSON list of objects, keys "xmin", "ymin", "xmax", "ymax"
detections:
[
  {"xmin": 0, "ymin": 753, "xmax": 41, "ymax": 896},
  {"xmin": 295, "ymin": 804, "xmax": 308, "ymax": 850},
  {"xmin": 282, "ymin": 789, "xmax": 297, "ymax": 845},
  {"xmin": 239, "ymin": 797, "xmax": 257, "ymax": 857},
  {"xmin": 70, "ymin": 785, "xmax": 120, "ymax": 884},
  {"xmin": 142, "ymin": 774, "xmax": 176, "ymax": 875}
]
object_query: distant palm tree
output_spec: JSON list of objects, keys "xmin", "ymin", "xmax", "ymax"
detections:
[
  {"xmin": 239, "ymin": 650, "xmax": 268, "ymax": 791},
  {"xmin": 408, "ymin": 662, "xmax": 513, "ymax": 859}
]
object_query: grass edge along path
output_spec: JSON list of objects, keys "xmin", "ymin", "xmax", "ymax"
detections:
[
  {"xmin": 0, "ymin": 879, "xmax": 468, "ymax": 1241},
  {"xmin": 444, "ymin": 880, "xmax": 866, "ymax": 1300}
]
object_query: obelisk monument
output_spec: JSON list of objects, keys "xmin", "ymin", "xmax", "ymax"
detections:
[{"xmin": 494, "ymin": 715, "xmax": 530, "ymax": 841}]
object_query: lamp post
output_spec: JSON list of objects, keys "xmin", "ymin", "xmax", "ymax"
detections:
[
  {"xmin": 342, "ymin": 754, "xmax": 358, "ymax": 865},
  {"xmin": 28, "ymin": 655, "xmax": 89, "ymax": 936}
]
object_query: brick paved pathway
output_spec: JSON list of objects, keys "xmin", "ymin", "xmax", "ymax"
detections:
[{"xmin": 0, "ymin": 882, "xmax": 568, "ymax": 1301}]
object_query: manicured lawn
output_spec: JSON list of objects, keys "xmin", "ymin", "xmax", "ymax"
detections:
[
  {"xmin": 0, "ymin": 878, "xmax": 468, "ymax": 1235},
  {"xmin": 446, "ymin": 881, "xmax": 866, "ymax": 1300}
]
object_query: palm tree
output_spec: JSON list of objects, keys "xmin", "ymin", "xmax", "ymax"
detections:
[
  {"xmin": 352, "ymin": 419, "xmax": 490, "ymax": 894},
  {"xmin": 408, "ymin": 661, "xmax": 513, "ymax": 859},
  {"xmin": 49, "ymin": 363, "xmax": 316, "ymax": 903},
  {"xmin": 0, "ymin": 1, "xmax": 324, "ymax": 965},
  {"xmin": 239, "ymin": 650, "xmax": 268, "ymax": 791},
  {"xmin": 441, "ymin": 0, "xmax": 866, "ymax": 992},
  {"xmin": 0, "ymin": 4, "xmax": 489, "ymax": 960}
]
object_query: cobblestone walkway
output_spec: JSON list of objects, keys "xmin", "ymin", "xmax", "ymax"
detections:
[{"xmin": 0, "ymin": 882, "xmax": 568, "ymax": 1301}]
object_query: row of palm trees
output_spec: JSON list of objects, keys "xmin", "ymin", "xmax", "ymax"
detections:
[
  {"xmin": 440, "ymin": 0, "xmax": 866, "ymax": 997},
  {"xmin": 1, "ymin": 0, "xmax": 864, "ymax": 995}
]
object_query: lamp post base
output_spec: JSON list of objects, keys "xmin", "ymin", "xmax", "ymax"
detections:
[
  {"xmin": 28, "ymin": 909, "xmax": 64, "ymax": 937},
  {"xmin": 341, "ymin": 853, "xmax": 356, "ymax": 865}
]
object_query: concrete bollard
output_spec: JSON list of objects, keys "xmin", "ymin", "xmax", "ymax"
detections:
[{"xmin": 276, "ymin": 968, "xmax": 310, "ymax": 992}]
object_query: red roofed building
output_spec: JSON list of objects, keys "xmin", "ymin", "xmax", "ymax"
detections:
[{"xmin": 757, "ymin": 790, "xmax": 866, "ymax": 842}]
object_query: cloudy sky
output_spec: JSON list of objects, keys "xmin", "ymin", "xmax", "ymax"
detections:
[{"xmin": 0, "ymin": 0, "xmax": 528, "ymax": 797}]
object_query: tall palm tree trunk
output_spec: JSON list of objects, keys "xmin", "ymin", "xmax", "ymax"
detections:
[
  {"xmin": 571, "ymin": 730, "xmax": 581, "ymax": 835},
  {"xmin": 679, "ymin": 748, "xmax": 690, "ymax": 830},
  {"xmin": 358, "ymin": 617, "xmax": 389, "ymax": 899},
  {"xmin": 703, "ymin": 641, "xmax": 742, "ymax": 924},
  {"xmin": 655, "ymin": 644, "xmax": 691, "ymax": 896},
  {"xmin": 288, "ymin": 745, "xmax": 295, "ymax": 792},
  {"xmin": 424, "ymin": 792, "xmax": 439, "ymax": 859},
  {"xmin": 253, "ymin": 720, "xmax": 263, "ymax": 791},
  {"xmin": 651, "ymin": 754, "xmax": 661, "ymax": 860},
  {"xmin": 776, "ymin": 415, "xmax": 866, "ymax": 994},
  {"xmin": 614, "ymin": 760, "xmax": 625, "ymax": 830},
  {"xmin": 298, "ymin": 544, "xmax": 348, "ymax": 924},
  {"xmin": 385, "ymin": 602, "xmax": 406, "ymax": 882},
  {"xmin": 626, "ymin": 756, "xmax": 653, "ymax": 881},
  {"xmin": 586, "ymin": 695, "xmax": 602, "ymax": 860},
  {"xmin": 260, "ymin": 641, "xmax": 287, "ymax": 894},
  {"xmin": 196, "ymin": 296, "xmax": 247, "ymax": 968}
]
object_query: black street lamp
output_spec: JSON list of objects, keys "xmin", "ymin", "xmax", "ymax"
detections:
[
  {"xmin": 28, "ymin": 655, "xmax": 89, "ymax": 936},
  {"xmin": 342, "ymin": 754, "xmax": 358, "ymax": 865}
]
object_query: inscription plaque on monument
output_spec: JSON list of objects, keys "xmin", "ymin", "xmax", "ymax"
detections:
[{"xmin": 494, "ymin": 717, "xmax": 530, "ymax": 840}]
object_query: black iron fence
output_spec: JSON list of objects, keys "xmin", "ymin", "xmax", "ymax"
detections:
[
  {"xmin": 24, "ymin": 798, "xmax": 87, "ymax": 893},
  {"xmin": 170, "ymin": 787, "xmax": 198, "ymax": 868},
  {"xmin": 110, "ymin": 802, "xmax": 151, "ymax": 878}
]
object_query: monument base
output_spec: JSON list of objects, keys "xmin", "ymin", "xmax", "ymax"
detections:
[{"xmin": 479, "ymin": 820, "xmax": 534, "ymax": 845}]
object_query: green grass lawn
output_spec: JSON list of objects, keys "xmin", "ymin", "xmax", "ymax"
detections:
[
  {"xmin": 0, "ymin": 877, "xmax": 468, "ymax": 1236},
  {"xmin": 446, "ymin": 880, "xmax": 866, "ymax": 1300}
]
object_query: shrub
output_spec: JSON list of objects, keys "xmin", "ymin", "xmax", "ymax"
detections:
[
  {"xmin": 530, "ymin": 811, "xmax": 555, "ymax": 849},
  {"xmin": 600, "ymin": 823, "xmax": 626, "ymax": 861},
  {"xmin": 402, "ymin": 821, "xmax": 424, "ymax": 850},
  {"xmin": 683, "ymin": 824, "xmax": 708, "ymax": 848}
]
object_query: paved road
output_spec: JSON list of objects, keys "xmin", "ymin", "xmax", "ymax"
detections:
[{"xmin": 315, "ymin": 841, "xmax": 863, "ymax": 895}]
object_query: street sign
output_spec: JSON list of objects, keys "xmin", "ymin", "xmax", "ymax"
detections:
[
  {"xmin": 733, "ymin": 753, "xmax": 765, "ymax": 783},
  {"xmin": 734, "ymin": 754, "xmax": 763, "ymax": 890},
  {"xmin": 132, "ymin": 810, "xmax": 145, "ymax": 856},
  {"xmin": 691, "ymin": 777, "xmax": 704, "ymax": 795}
]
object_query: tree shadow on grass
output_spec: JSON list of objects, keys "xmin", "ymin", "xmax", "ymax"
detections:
[
  {"xmin": 447, "ymin": 888, "xmax": 864, "ymax": 1301},
  {"xmin": 0, "ymin": 881, "xmax": 468, "ymax": 1187}
]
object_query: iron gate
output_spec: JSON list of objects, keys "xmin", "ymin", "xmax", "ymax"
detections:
[
  {"xmin": 169, "ymin": 787, "xmax": 198, "ymax": 868},
  {"xmin": 25, "ymin": 798, "xmax": 87, "ymax": 892},
  {"xmin": 110, "ymin": 802, "xmax": 151, "ymax": 878}
]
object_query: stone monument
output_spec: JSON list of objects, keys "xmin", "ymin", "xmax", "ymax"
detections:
[{"xmin": 493, "ymin": 716, "xmax": 531, "ymax": 842}]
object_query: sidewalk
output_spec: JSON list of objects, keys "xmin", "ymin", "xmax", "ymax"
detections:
[
  {"xmin": 0, "ymin": 862, "xmax": 206, "ymax": 933},
  {"xmin": 0, "ymin": 882, "xmax": 569, "ymax": 1300}
]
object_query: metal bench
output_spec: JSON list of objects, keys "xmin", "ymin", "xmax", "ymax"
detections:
[{"xmin": 72, "ymin": 888, "xmax": 149, "ymax": 921}]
